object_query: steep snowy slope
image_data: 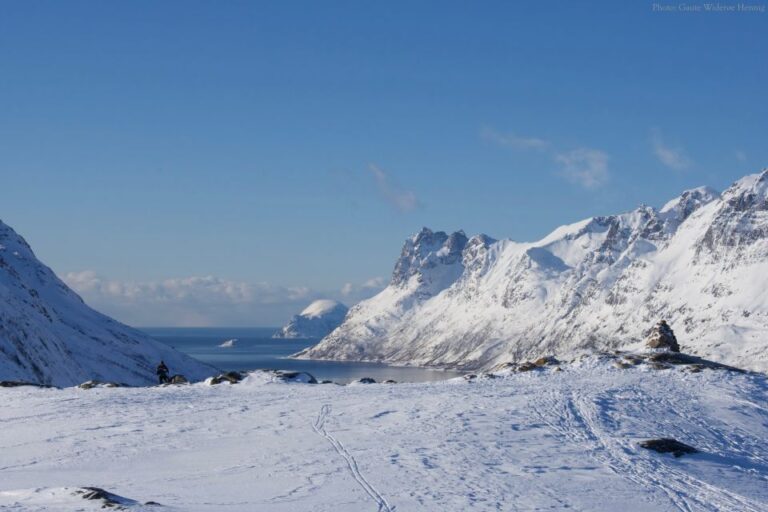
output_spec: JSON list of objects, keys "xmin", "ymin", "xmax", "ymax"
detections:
[
  {"xmin": 0, "ymin": 220, "xmax": 214, "ymax": 386},
  {"xmin": 301, "ymin": 170, "xmax": 768, "ymax": 372},
  {"xmin": 273, "ymin": 299, "xmax": 348, "ymax": 339}
]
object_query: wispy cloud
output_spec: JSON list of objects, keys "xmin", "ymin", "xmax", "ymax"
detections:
[
  {"xmin": 369, "ymin": 164, "xmax": 419, "ymax": 213},
  {"xmin": 64, "ymin": 271, "xmax": 316, "ymax": 327},
  {"xmin": 481, "ymin": 126, "xmax": 609, "ymax": 189},
  {"xmin": 555, "ymin": 148, "xmax": 610, "ymax": 189},
  {"xmin": 64, "ymin": 271, "xmax": 383, "ymax": 327},
  {"xmin": 481, "ymin": 127, "xmax": 549, "ymax": 150},
  {"xmin": 340, "ymin": 276, "xmax": 386, "ymax": 301},
  {"xmin": 651, "ymin": 130, "xmax": 692, "ymax": 170},
  {"xmin": 735, "ymin": 150, "xmax": 747, "ymax": 162}
]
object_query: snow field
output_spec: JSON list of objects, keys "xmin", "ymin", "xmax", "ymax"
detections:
[{"xmin": 1, "ymin": 361, "xmax": 766, "ymax": 511}]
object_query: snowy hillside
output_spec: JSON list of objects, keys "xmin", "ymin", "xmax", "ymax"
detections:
[
  {"xmin": 301, "ymin": 170, "xmax": 768, "ymax": 372},
  {"xmin": 1, "ymin": 357, "xmax": 766, "ymax": 511},
  {"xmin": 273, "ymin": 299, "xmax": 348, "ymax": 339},
  {"xmin": 0, "ymin": 220, "xmax": 214, "ymax": 386}
]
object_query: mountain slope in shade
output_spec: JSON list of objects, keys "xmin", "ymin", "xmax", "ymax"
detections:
[
  {"xmin": 273, "ymin": 299, "xmax": 349, "ymax": 339},
  {"xmin": 300, "ymin": 170, "xmax": 768, "ymax": 372},
  {"xmin": 0, "ymin": 220, "xmax": 215, "ymax": 386}
]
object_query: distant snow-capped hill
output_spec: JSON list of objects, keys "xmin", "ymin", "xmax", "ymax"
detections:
[
  {"xmin": 0, "ymin": 220, "xmax": 215, "ymax": 386},
  {"xmin": 300, "ymin": 169, "xmax": 768, "ymax": 372},
  {"xmin": 273, "ymin": 299, "xmax": 348, "ymax": 339}
]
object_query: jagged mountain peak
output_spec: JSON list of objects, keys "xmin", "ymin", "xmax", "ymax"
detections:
[
  {"xmin": 726, "ymin": 168, "xmax": 768, "ymax": 193},
  {"xmin": 391, "ymin": 228, "xmax": 468, "ymax": 288},
  {"xmin": 302, "ymin": 169, "xmax": 768, "ymax": 373},
  {"xmin": 660, "ymin": 186, "xmax": 720, "ymax": 215}
]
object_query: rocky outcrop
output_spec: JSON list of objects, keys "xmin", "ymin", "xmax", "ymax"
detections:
[
  {"xmin": 78, "ymin": 380, "xmax": 124, "ymax": 389},
  {"xmin": 208, "ymin": 371, "xmax": 244, "ymax": 385},
  {"xmin": 73, "ymin": 486, "xmax": 162, "ymax": 509},
  {"xmin": 0, "ymin": 380, "xmax": 53, "ymax": 388},
  {"xmin": 639, "ymin": 438, "xmax": 698, "ymax": 457},
  {"xmin": 645, "ymin": 320, "xmax": 680, "ymax": 352}
]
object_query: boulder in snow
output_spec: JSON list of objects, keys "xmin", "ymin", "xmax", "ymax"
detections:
[
  {"xmin": 208, "ymin": 371, "xmax": 245, "ymax": 385},
  {"xmin": 639, "ymin": 438, "xmax": 698, "ymax": 457},
  {"xmin": 645, "ymin": 320, "xmax": 680, "ymax": 352}
]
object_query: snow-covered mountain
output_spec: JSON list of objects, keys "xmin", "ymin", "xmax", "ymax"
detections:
[
  {"xmin": 0, "ymin": 220, "xmax": 214, "ymax": 386},
  {"xmin": 301, "ymin": 169, "xmax": 768, "ymax": 372},
  {"xmin": 274, "ymin": 299, "xmax": 348, "ymax": 339}
]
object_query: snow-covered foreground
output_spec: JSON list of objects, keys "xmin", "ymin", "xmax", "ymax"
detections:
[{"xmin": 1, "ymin": 359, "xmax": 767, "ymax": 511}]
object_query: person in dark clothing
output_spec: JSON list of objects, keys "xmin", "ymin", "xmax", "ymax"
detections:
[{"xmin": 156, "ymin": 361, "xmax": 170, "ymax": 384}]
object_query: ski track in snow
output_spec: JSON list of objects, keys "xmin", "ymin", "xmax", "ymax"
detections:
[
  {"xmin": 0, "ymin": 361, "xmax": 766, "ymax": 511},
  {"xmin": 530, "ymin": 381, "xmax": 767, "ymax": 512},
  {"xmin": 312, "ymin": 404, "xmax": 395, "ymax": 512}
]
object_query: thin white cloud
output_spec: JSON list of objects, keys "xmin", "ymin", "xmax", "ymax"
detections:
[
  {"xmin": 555, "ymin": 148, "xmax": 610, "ymax": 189},
  {"xmin": 64, "ymin": 271, "xmax": 316, "ymax": 327},
  {"xmin": 368, "ymin": 164, "xmax": 419, "ymax": 213},
  {"xmin": 340, "ymin": 276, "xmax": 386, "ymax": 301},
  {"xmin": 63, "ymin": 271, "xmax": 385, "ymax": 327},
  {"xmin": 481, "ymin": 127, "xmax": 549, "ymax": 150},
  {"xmin": 651, "ymin": 130, "xmax": 692, "ymax": 170}
]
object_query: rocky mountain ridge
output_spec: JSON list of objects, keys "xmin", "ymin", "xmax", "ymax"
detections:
[{"xmin": 300, "ymin": 169, "xmax": 768, "ymax": 372}]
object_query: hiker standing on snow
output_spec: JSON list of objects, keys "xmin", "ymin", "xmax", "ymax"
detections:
[{"xmin": 156, "ymin": 361, "xmax": 170, "ymax": 384}]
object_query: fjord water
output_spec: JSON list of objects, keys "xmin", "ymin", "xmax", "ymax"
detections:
[{"xmin": 142, "ymin": 327, "xmax": 463, "ymax": 384}]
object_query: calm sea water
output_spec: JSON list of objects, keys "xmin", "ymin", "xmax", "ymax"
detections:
[{"xmin": 142, "ymin": 327, "xmax": 463, "ymax": 384}]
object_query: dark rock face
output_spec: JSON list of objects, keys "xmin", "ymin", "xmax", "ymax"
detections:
[
  {"xmin": 356, "ymin": 377, "xmax": 377, "ymax": 384},
  {"xmin": 0, "ymin": 380, "xmax": 53, "ymax": 388},
  {"xmin": 645, "ymin": 320, "xmax": 680, "ymax": 352},
  {"xmin": 516, "ymin": 362, "xmax": 539, "ymax": 372},
  {"xmin": 391, "ymin": 228, "xmax": 468, "ymax": 287},
  {"xmin": 639, "ymin": 438, "xmax": 698, "ymax": 457},
  {"xmin": 209, "ymin": 371, "xmax": 245, "ymax": 385},
  {"xmin": 73, "ymin": 486, "xmax": 161, "ymax": 509}
]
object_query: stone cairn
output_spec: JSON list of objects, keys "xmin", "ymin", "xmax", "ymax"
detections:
[{"xmin": 645, "ymin": 320, "xmax": 680, "ymax": 352}]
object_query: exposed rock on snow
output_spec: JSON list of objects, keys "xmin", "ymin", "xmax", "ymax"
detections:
[
  {"xmin": 300, "ymin": 170, "xmax": 768, "ymax": 372},
  {"xmin": 208, "ymin": 370, "xmax": 319, "ymax": 386},
  {"xmin": 645, "ymin": 320, "xmax": 680, "ymax": 352},
  {"xmin": 2, "ymin": 354, "xmax": 766, "ymax": 511},
  {"xmin": 0, "ymin": 486, "xmax": 165, "ymax": 511},
  {"xmin": 639, "ymin": 438, "xmax": 699, "ymax": 458},
  {"xmin": 272, "ymin": 370, "xmax": 318, "ymax": 384},
  {"xmin": 0, "ymin": 380, "xmax": 52, "ymax": 388},
  {"xmin": 78, "ymin": 380, "xmax": 123, "ymax": 389},
  {"xmin": 0, "ymin": 219, "xmax": 215, "ymax": 386},
  {"xmin": 208, "ymin": 371, "xmax": 245, "ymax": 385},
  {"xmin": 273, "ymin": 299, "xmax": 348, "ymax": 339}
]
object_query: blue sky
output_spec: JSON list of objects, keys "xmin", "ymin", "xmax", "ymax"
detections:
[{"xmin": 1, "ymin": 1, "xmax": 766, "ymax": 326}]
